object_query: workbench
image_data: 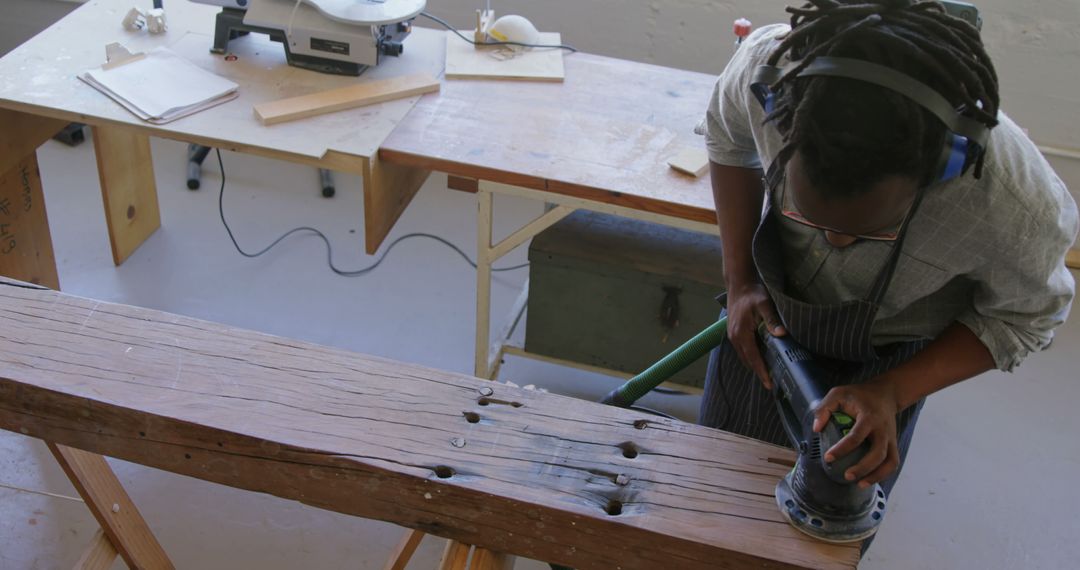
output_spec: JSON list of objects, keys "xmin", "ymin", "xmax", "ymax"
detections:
[
  {"xmin": 0, "ymin": 0, "xmax": 444, "ymax": 273},
  {"xmin": 0, "ymin": 279, "xmax": 860, "ymax": 570}
]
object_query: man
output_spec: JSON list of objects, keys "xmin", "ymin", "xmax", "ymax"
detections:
[{"xmin": 701, "ymin": 0, "xmax": 1077, "ymax": 522}]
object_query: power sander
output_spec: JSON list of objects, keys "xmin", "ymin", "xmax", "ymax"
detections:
[{"xmin": 599, "ymin": 317, "xmax": 886, "ymax": 543}]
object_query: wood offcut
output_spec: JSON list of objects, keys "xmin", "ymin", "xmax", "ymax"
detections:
[
  {"xmin": 0, "ymin": 282, "xmax": 858, "ymax": 570},
  {"xmin": 254, "ymin": 73, "xmax": 441, "ymax": 126}
]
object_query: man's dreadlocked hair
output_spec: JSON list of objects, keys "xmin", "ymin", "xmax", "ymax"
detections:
[{"xmin": 765, "ymin": 0, "xmax": 999, "ymax": 197}]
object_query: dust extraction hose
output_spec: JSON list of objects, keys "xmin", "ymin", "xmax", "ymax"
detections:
[{"xmin": 600, "ymin": 317, "xmax": 728, "ymax": 408}]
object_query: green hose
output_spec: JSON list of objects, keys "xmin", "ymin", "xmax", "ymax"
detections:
[{"xmin": 600, "ymin": 317, "xmax": 728, "ymax": 408}]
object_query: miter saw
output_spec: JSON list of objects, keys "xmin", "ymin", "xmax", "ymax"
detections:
[{"xmin": 190, "ymin": 0, "xmax": 425, "ymax": 75}]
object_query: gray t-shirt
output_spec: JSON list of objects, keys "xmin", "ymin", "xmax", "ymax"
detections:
[{"xmin": 705, "ymin": 24, "xmax": 1078, "ymax": 371}]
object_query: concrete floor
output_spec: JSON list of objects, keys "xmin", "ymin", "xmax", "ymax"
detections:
[{"xmin": 0, "ymin": 134, "xmax": 1078, "ymax": 569}]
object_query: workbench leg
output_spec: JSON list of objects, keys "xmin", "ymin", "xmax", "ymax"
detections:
[
  {"xmin": 48, "ymin": 443, "xmax": 174, "ymax": 570},
  {"xmin": 473, "ymin": 184, "xmax": 574, "ymax": 378},
  {"xmin": 475, "ymin": 190, "xmax": 495, "ymax": 378},
  {"xmin": 0, "ymin": 152, "xmax": 60, "ymax": 289},
  {"xmin": 383, "ymin": 528, "xmax": 426, "ymax": 570},
  {"xmin": 92, "ymin": 126, "xmax": 161, "ymax": 266},
  {"xmin": 74, "ymin": 528, "xmax": 119, "ymax": 570},
  {"xmin": 0, "ymin": 109, "xmax": 68, "ymax": 176},
  {"xmin": 364, "ymin": 154, "xmax": 431, "ymax": 254}
]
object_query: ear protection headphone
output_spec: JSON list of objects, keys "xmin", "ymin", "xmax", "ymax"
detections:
[{"xmin": 750, "ymin": 56, "xmax": 992, "ymax": 184}]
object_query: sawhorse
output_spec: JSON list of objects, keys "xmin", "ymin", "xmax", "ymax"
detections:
[{"xmin": 0, "ymin": 118, "xmax": 174, "ymax": 568}]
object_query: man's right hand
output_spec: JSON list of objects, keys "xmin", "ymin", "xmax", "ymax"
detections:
[{"xmin": 726, "ymin": 280, "xmax": 786, "ymax": 389}]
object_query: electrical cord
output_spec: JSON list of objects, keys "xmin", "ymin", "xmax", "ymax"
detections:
[
  {"xmin": 418, "ymin": 11, "xmax": 578, "ymax": 52},
  {"xmin": 214, "ymin": 149, "xmax": 529, "ymax": 276}
]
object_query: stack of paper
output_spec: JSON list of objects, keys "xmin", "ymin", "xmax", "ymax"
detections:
[{"xmin": 79, "ymin": 46, "xmax": 238, "ymax": 124}]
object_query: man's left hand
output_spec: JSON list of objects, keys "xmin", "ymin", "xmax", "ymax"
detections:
[{"xmin": 812, "ymin": 378, "xmax": 901, "ymax": 488}]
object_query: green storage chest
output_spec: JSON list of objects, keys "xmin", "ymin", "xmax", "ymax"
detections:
[{"xmin": 525, "ymin": 211, "xmax": 725, "ymax": 388}]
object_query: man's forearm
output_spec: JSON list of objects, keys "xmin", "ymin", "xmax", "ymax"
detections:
[
  {"xmin": 873, "ymin": 322, "xmax": 996, "ymax": 410},
  {"xmin": 710, "ymin": 161, "xmax": 765, "ymax": 288}
]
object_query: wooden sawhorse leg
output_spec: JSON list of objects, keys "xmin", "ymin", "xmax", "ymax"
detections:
[
  {"xmin": 440, "ymin": 540, "xmax": 515, "ymax": 570},
  {"xmin": 0, "ymin": 111, "xmax": 171, "ymax": 568},
  {"xmin": 49, "ymin": 444, "xmax": 174, "ymax": 569},
  {"xmin": 381, "ymin": 530, "xmax": 515, "ymax": 570}
]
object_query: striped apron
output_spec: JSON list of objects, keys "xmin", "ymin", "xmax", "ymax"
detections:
[{"xmin": 700, "ymin": 168, "xmax": 928, "ymax": 502}]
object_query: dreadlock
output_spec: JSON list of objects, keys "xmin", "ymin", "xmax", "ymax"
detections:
[{"xmin": 765, "ymin": 0, "xmax": 1000, "ymax": 197}]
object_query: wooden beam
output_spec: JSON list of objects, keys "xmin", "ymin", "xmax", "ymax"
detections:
[
  {"xmin": 0, "ymin": 153, "xmax": 60, "ymax": 289},
  {"xmin": 382, "ymin": 528, "xmax": 425, "ymax": 570},
  {"xmin": 48, "ymin": 443, "xmax": 174, "ymax": 569},
  {"xmin": 91, "ymin": 125, "xmax": 161, "ymax": 266},
  {"xmin": 74, "ymin": 529, "xmax": 119, "ymax": 570},
  {"xmin": 1067, "ymin": 248, "xmax": 1079, "ymax": 270},
  {"xmin": 254, "ymin": 74, "xmax": 440, "ymax": 126},
  {"xmin": 0, "ymin": 283, "xmax": 858, "ymax": 570},
  {"xmin": 0, "ymin": 108, "xmax": 67, "ymax": 175}
]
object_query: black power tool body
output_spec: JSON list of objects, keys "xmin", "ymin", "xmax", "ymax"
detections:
[{"xmin": 759, "ymin": 328, "xmax": 887, "ymax": 543}]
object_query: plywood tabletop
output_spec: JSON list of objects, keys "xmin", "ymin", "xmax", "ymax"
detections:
[
  {"xmin": 0, "ymin": 0, "xmax": 445, "ymax": 160},
  {"xmin": 380, "ymin": 49, "xmax": 718, "ymax": 224}
]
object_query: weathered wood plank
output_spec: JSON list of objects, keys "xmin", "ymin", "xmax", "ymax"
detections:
[{"xmin": 0, "ymin": 282, "xmax": 858, "ymax": 570}]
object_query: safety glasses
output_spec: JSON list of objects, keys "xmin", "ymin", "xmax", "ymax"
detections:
[{"xmin": 775, "ymin": 176, "xmax": 915, "ymax": 242}]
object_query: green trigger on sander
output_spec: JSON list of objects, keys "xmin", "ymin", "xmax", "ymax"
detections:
[{"xmin": 595, "ymin": 316, "xmax": 886, "ymax": 547}]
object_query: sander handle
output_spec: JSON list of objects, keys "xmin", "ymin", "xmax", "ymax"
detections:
[{"xmin": 758, "ymin": 329, "xmax": 871, "ymax": 484}]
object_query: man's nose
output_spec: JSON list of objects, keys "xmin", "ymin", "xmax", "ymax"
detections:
[{"xmin": 824, "ymin": 230, "xmax": 859, "ymax": 248}]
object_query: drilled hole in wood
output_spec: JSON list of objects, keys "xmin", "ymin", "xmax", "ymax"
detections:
[
  {"xmin": 434, "ymin": 466, "xmax": 455, "ymax": 479},
  {"xmin": 139, "ymin": 431, "xmax": 146, "ymax": 437},
  {"xmin": 633, "ymin": 420, "xmax": 649, "ymax": 430},
  {"xmin": 463, "ymin": 412, "xmax": 481, "ymax": 423},
  {"xmin": 606, "ymin": 500, "xmax": 623, "ymax": 516},
  {"xmin": 477, "ymin": 397, "xmax": 524, "ymax": 408},
  {"xmin": 184, "ymin": 453, "xmax": 191, "ymax": 460},
  {"xmin": 618, "ymin": 442, "xmax": 639, "ymax": 459}
]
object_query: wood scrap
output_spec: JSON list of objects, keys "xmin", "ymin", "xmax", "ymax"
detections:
[
  {"xmin": 445, "ymin": 32, "xmax": 565, "ymax": 82},
  {"xmin": 667, "ymin": 147, "xmax": 710, "ymax": 178},
  {"xmin": 254, "ymin": 73, "xmax": 440, "ymax": 126}
]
